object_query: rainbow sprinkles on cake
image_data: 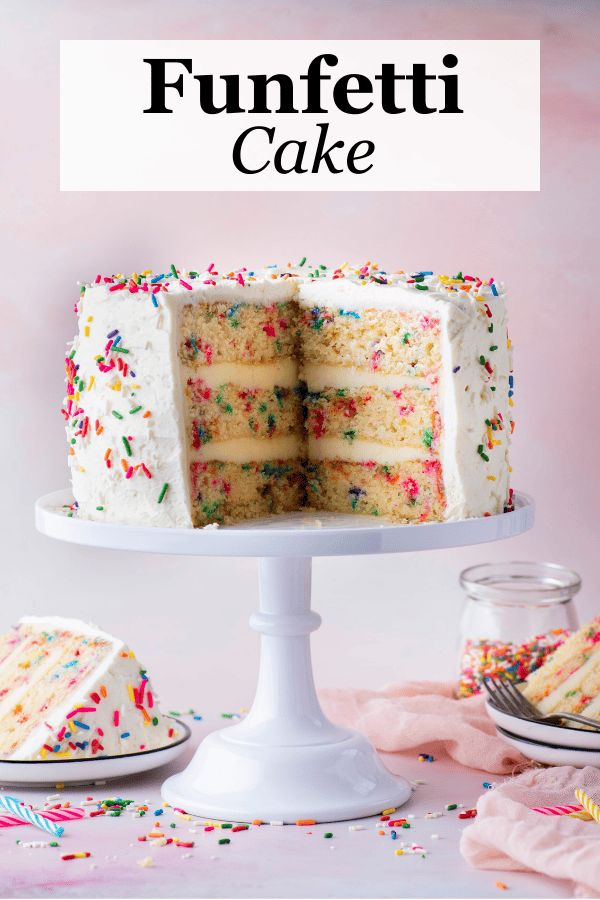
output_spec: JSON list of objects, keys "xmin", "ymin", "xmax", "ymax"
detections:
[{"xmin": 63, "ymin": 262, "xmax": 514, "ymax": 526}]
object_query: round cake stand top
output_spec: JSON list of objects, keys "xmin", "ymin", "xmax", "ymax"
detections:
[{"xmin": 35, "ymin": 489, "xmax": 534, "ymax": 558}]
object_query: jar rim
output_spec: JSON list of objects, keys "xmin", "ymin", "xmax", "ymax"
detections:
[{"xmin": 459, "ymin": 561, "xmax": 582, "ymax": 606}]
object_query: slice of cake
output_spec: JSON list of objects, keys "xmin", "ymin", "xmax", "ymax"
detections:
[
  {"xmin": 298, "ymin": 268, "xmax": 511, "ymax": 522},
  {"xmin": 522, "ymin": 616, "xmax": 600, "ymax": 718},
  {"xmin": 180, "ymin": 277, "xmax": 305, "ymax": 524},
  {"xmin": 63, "ymin": 262, "xmax": 513, "ymax": 525},
  {"xmin": 0, "ymin": 617, "xmax": 178, "ymax": 760}
]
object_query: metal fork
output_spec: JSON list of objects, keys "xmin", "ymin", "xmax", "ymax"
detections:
[{"xmin": 483, "ymin": 677, "xmax": 600, "ymax": 731}]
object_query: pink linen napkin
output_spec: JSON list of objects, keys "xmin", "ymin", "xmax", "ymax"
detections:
[
  {"xmin": 318, "ymin": 680, "xmax": 528, "ymax": 774},
  {"xmin": 460, "ymin": 766, "xmax": 600, "ymax": 898}
]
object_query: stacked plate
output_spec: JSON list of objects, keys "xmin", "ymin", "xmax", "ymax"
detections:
[{"xmin": 486, "ymin": 702, "xmax": 600, "ymax": 767}]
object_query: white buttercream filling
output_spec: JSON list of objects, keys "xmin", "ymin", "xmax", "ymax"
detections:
[
  {"xmin": 308, "ymin": 437, "xmax": 430, "ymax": 465},
  {"xmin": 191, "ymin": 435, "xmax": 301, "ymax": 464},
  {"xmin": 301, "ymin": 364, "xmax": 429, "ymax": 393},
  {"xmin": 184, "ymin": 359, "xmax": 298, "ymax": 390}
]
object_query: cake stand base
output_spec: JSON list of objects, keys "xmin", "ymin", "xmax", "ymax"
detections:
[
  {"xmin": 162, "ymin": 557, "xmax": 410, "ymax": 822},
  {"xmin": 162, "ymin": 729, "xmax": 410, "ymax": 823}
]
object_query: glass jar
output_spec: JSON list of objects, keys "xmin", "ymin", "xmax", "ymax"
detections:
[{"xmin": 458, "ymin": 561, "xmax": 581, "ymax": 697}]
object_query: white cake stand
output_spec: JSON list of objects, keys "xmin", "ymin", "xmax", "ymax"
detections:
[{"xmin": 35, "ymin": 489, "xmax": 534, "ymax": 823}]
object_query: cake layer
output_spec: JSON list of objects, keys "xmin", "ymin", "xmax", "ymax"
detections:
[
  {"xmin": 190, "ymin": 459, "xmax": 304, "ymax": 525},
  {"xmin": 299, "ymin": 306, "xmax": 441, "ymax": 377},
  {"xmin": 523, "ymin": 616, "xmax": 600, "ymax": 715},
  {"xmin": 305, "ymin": 458, "xmax": 445, "ymax": 521},
  {"xmin": 187, "ymin": 380, "xmax": 303, "ymax": 447},
  {"xmin": 180, "ymin": 301, "xmax": 299, "ymax": 366},
  {"xmin": 305, "ymin": 385, "xmax": 438, "ymax": 450}
]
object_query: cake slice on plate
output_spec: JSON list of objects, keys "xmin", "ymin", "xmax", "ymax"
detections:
[
  {"xmin": 0, "ymin": 617, "xmax": 178, "ymax": 760},
  {"xmin": 522, "ymin": 616, "xmax": 600, "ymax": 718}
]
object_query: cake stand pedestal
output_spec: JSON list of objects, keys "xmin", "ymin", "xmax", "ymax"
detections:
[{"xmin": 35, "ymin": 490, "xmax": 534, "ymax": 822}]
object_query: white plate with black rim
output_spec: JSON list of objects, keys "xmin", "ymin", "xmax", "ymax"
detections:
[
  {"xmin": 496, "ymin": 725, "xmax": 600, "ymax": 767},
  {"xmin": 486, "ymin": 700, "xmax": 600, "ymax": 751},
  {"xmin": 0, "ymin": 719, "xmax": 191, "ymax": 786}
]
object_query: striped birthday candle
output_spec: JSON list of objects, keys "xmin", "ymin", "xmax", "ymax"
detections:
[
  {"xmin": 38, "ymin": 807, "xmax": 86, "ymax": 823},
  {"xmin": 0, "ymin": 796, "xmax": 65, "ymax": 837},
  {"xmin": 530, "ymin": 803, "xmax": 585, "ymax": 816},
  {"xmin": 0, "ymin": 806, "xmax": 86, "ymax": 829},
  {"xmin": 575, "ymin": 788, "xmax": 600, "ymax": 825},
  {"xmin": 0, "ymin": 814, "xmax": 31, "ymax": 828}
]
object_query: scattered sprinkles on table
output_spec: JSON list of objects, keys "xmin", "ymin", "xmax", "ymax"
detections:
[{"xmin": 3, "ymin": 730, "xmax": 517, "ymax": 888}]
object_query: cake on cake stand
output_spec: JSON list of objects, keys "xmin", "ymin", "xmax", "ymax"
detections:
[{"xmin": 36, "ymin": 489, "xmax": 534, "ymax": 823}]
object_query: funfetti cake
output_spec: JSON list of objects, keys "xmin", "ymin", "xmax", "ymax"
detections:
[
  {"xmin": 0, "ymin": 617, "xmax": 178, "ymax": 761},
  {"xmin": 63, "ymin": 262, "xmax": 514, "ymax": 526},
  {"xmin": 522, "ymin": 616, "xmax": 600, "ymax": 719}
]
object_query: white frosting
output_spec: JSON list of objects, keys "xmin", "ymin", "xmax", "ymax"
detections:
[
  {"xmin": 18, "ymin": 615, "xmax": 117, "ymax": 642},
  {"xmin": 438, "ymin": 297, "xmax": 511, "ymax": 519},
  {"xmin": 67, "ymin": 265, "xmax": 512, "ymax": 523},
  {"xmin": 67, "ymin": 291, "xmax": 192, "ymax": 527}
]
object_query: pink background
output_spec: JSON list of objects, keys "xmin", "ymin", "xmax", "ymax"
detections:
[{"xmin": 1, "ymin": 0, "xmax": 598, "ymax": 711}]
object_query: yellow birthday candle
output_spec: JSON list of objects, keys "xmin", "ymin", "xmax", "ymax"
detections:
[{"xmin": 575, "ymin": 788, "xmax": 600, "ymax": 824}]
